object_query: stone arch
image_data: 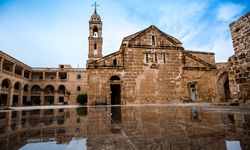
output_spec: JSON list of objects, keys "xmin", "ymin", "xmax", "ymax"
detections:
[
  {"xmin": 23, "ymin": 84, "xmax": 30, "ymax": 106},
  {"xmin": 31, "ymin": 85, "xmax": 41, "ymax": 93},
  {"xmin": 13, "ymin": 81, "xmax": 22, "ymax": 106},
  {"xmin": 14, "ymin": 81, "xmax": 21, "ymax": 90},
  {"xmin": 217, "ymin": 72, "xmax": 230, "ymax": 102},
  {"xmin": 110, "ymin": 75, "xmax": 120, "ymax": 80},
  {"xmin": 23, "ymin": 84, "xmax": 29, "ymax": 92},
  {"xmin": 1, "ymin": 78, "xmax": 12, "ymax": 106},
  {"xmin": 58, "ymin": 85, "xmax": 66, "ymax": 94},
  {"xmin": 44, "ymin": 85, "xmax": 55, "ymax": 93},
  {"xmin": 1, "ymin": 78, "xmax": 11, "ymax": 89}
]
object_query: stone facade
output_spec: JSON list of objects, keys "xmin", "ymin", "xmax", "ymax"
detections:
[
  {"xmin": 2, "ymin": 9, "xmax": 249, "ymax": 106},
  {"xmin": 228, "ymin": 12, "xmax": 250, "ymax": 104},
  {"xmin": 86, "ymin": 11, "xmax": 218, "ymax": 105}
]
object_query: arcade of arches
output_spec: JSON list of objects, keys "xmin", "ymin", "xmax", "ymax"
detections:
[{"xmin": 0, "ymin": 78, "xmax": 69, "ymax": 107}]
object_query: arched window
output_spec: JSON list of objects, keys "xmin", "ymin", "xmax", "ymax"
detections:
[
  {"xmin": 93, "ymin": 26, "xmax": 98, "ymax": 37},
  {"xmin": 152, "ymin": 35, "xmax": 156, "ymax": 46},
  {"xmin": 44, "ymin": 85, "xmax": 55, "ymax": 93},
  {"xmin": 58, "ymin": 85, "xmax": 66, "ymax": 94},
  {"xmin": 113, "ymin": 59, "xmax": 117, "ymax": 66},
  {"xmin": 77, "ymin": 86, "xmax": 81, "ymax": 91},
  {"xmin": 14, "ymin": 82, "xmax": 21, "ymax": 92},
  {"xmin": 77, "ymin": 74, "xmax": 81, "ymax": 79},
  {"xmin": 2, "ymin": 79, "xmax": 11, "ymax": 88}
]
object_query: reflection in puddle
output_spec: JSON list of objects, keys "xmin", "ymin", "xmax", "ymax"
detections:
[
  {"xmin": 20, "ymin": 138, "xmax": 86, "ymax": 150},
  {"xmin": 0, "ymin": 106, "xmax": 249, "ymax": 150}
]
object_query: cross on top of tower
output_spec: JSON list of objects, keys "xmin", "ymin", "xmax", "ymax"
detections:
[{"xmin": 92, "ymin": 2, "xmax": 99, "ymax": 14}]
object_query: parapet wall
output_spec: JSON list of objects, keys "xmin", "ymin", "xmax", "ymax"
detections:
[{"xmin": 228, "ymin": 12, "xmax": 250, "ymax": 104}]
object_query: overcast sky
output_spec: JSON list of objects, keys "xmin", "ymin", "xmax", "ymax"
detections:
[{"xmin": 0, "ymin": 0, "xmax": 249, "ymax": 68}]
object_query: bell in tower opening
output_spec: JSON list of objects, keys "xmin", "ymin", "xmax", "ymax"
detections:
[{"xmin": 93, "ymin": 26, "xmax": 98, "ymax": 37}]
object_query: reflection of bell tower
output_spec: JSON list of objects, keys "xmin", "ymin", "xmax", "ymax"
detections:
[{"xmin": 88, "ymin": 2, "xmax": 102, "ymax": 62}]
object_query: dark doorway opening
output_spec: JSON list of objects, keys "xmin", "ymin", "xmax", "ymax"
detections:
[
  {"xmin": 22, "ymin": 96, "xmax": 27, "ymax": 106},
  {"xmin": 110, "ymin": 84, "xmax": 121, "ymax": 105},
  {"xmin": 45, "ymin": 96, "xmax": 54, "ymax": 105},
  {"xmin": 12, "ymin": 95, "xmax": 18, "ymax": 106},
  {"xmin": 0, "ymin": 94, "xmax": 7, "ymax": 106},
  {"xmin": 59, "ymin": 97, "xmax": 64, "ymax": 103},
  {"xmin": 31, "ymin": 96, "xmax": 41, "ymax": 105},
  {"xmin": 224, "ymin": 79, "xmax": 230, "ymax": 101}
]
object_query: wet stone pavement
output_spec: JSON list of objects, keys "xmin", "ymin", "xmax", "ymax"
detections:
[{"xmin": 0, "ymin": 105, "xmax": 250, "ymax": 150}]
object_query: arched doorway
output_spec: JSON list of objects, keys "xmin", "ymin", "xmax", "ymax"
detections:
[
  {"xmin": 110, "ymin": 75, "xmax": 121, "ymax": 105},
  {"xmin": 1, "ymin": 79, "xmax": 11, "ymax": 106},
  {"xmin": 217, "ymin": 72, "xmax": 230, "ymax": 102},
  {"xmin": 23, "ymin": 84, "xmax": 29, "ymax": 106},
  {"xmin": 188, "ymin": 81, "xmax": 197, "ymax": 101},
  {"xmin": 13, "ymin": 82, "xmax": 21, "ymax": 106},
  {"xmin": 31, "ymin": 85, "xmax": 41, "ymax": 105}
]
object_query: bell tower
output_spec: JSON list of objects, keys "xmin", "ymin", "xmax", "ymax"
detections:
[{"xmin": 88, "ymin": 2, "xmax": 103, "ymax": 62}]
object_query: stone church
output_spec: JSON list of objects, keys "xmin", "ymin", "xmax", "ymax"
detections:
[{"xmin": 0, "ymin": 8, "xmax": 249, "ymax": 106}]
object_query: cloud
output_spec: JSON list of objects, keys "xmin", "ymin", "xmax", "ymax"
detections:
[
  {"xmin": 0, "ymin": 0, "xmax": 249, "ymax": 67},
  {"xmin": 217, "ymin": 3, "xmax": 245, "ymax": 21}
]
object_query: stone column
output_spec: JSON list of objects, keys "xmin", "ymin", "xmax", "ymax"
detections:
[
  {"xmin": 40, "ymin": 92, "xmax": 45, "ymax": 105},
  {"xmin": 29, "ymin": 72, "xmax": 32, "ymax": 79},
  {"xmin": 12, "ymin": 64, "xmax": 16, "ymax": 74},
  {"xmin": 21, "ymin": 68, "xmax": 25, "ymax": 77},
  {"xmin": 43, "ymin": 72, "xmax": 45, "ymax": 81},
  {"xmin": 56, "ymin": 71, "xmax": 59, "ymax": 80},
  {"xmin": 18, "ymin": 88, "xmax": 24, "ymax": 107},
  {"xmin": 54, "ymin": 91, "xmax": 59, "ymax": 105},
  {"xmin": 0, "ymin": 58, "xmax": 4, "ymax": 71},
  {"xmin": 8, "ymin": 86, "xmax": 14, "ymax": 107}
]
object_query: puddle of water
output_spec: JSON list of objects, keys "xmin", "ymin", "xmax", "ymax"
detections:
[{"xmin": 0, "ymin": 105, "xmax": 249, "ymax": 150}]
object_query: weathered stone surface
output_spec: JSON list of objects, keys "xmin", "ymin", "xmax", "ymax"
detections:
[{"xmin": 228, "ymin": 11, "xmax": 250, "ymax": 104}]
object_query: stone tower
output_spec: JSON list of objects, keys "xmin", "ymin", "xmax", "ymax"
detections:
[{"xmin": 88, "ymin": 5, "xmax": 103, "ymax": 62}]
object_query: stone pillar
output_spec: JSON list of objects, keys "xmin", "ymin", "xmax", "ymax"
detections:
[
  {"xmin": 18, "ymin": 89, "xmax": 24, "ymax": 107},
  {"xmin": 43, "ymin": 72, "xmax": 45, "ymax": 80},
  {"xmin": 12, "ymin": 64, "xmax": 16, "ymax": 74},
  {"xmin": 29, "ymin": 72, "xmax": 32, "ymax": 79},
  {"xmin": 40, "ymin": 92, "xmax": 45, "ymax": 105},
  {"xmin": 8, "ymin": 86, "xmax": 14, "ymax": 107},
  {"xmin": 54, "ymin": 92, "xmax": 58, "ymax": 105},
  {"xmin": 0, "ymin": 58, "xmax": 4, "ymax": 71},
  {"xmin": 21, "ymin": 68, "xmax": 25, "ymax": 77},
  {"xmin": 56, "ymin": 72, "xmax": 59, "ymax": 80}
]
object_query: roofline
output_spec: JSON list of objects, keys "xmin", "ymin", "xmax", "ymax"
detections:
[
  {"xmin": 0, "ymin": 50, "xmax": 32, "ymax": 69},
  {"xmin": 186, "ymin": 50, "xmax": 214, "ymax": 55}
]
